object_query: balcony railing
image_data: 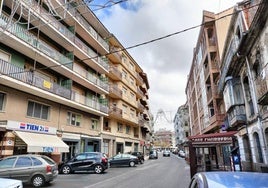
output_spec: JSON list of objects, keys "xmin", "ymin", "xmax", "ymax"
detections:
[
  {"xmin": 58, "ymin": 0, "xmax": 109, "ymax": 51},
  {"xmin": 0, "ymin": 13, "xmax": 108, "ymax": 92},
  {"xmin": 0, "ymin": 59, "xmax": 108, "ymax": 113},
  {"xmin": 108, "ymin": 106, "xmax": 123, "ymax": 118},
  {"xmin": 109, "ymin": 85, "xmax": 122, "ymax": 98},
  {"xmin": 21, "ymin": 0, "xmax": 109, "ymax": 71},
  {"xmin": 109, "ymin": 66, "xmax": 122, "ymax": 80},
  {"xmin": 0, "ymin": 13, "xmax": 73, "ymax": 69}
]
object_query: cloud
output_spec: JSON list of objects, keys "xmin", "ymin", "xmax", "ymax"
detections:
[{"xmin": 94, "ymin": 0, "xmax": 241, "ymax": 130}]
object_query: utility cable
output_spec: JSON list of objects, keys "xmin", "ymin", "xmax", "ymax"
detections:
[{"xmin": 0, "ymin": 1, "xmax": 263, "ymax": 77}]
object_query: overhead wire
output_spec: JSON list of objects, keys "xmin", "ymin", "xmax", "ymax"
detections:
[{"xmin": 0, "ymin": 1, "xmax": 262, "ymax": 77}]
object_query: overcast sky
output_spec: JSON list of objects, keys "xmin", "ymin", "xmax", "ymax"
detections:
[{"xmin": 89, "ymin": 0, "xmax": 241, "ymax": 131}]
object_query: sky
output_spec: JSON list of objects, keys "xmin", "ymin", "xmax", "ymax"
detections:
[{"xmin": 88, "ymin": 0, "xmax": 241, "ymax": 131}]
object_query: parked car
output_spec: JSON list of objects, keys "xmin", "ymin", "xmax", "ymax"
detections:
[
  {"xmin": 149, "ymin": 150, "xmax": 158, "ymax": 159},
  {"xmin": 59, "ymin": 152, "xmax": 108, "ymax": 174},
  {"xmin": 109, "ymin": 153, "xmax": 139, "ymax": 167},
  {"xmin": 163, "ymin": 150, "xmax": 170, "ymax": 157},
  {"xmin": 188, "ymin": 171, "xmax": 268, "ymax": 188},
  {"xmin": 0, "ymin": 178, "xmax": 23, "ymax": 188},
  {"xmin": 127, "ymin": 152, "xmax": 145, "ymax": 164},
  {"xmin": 0, "ymin": 154, "xmax": 58, "ymax": 187},
  {"xmin": 178, "ymin": 150, "xmax": 185, "ymax": 158}
]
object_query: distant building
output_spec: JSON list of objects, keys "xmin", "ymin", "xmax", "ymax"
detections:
[
  {"xmin": 173, "ymin": 104, "xmax": 189, "ymax": 150},
  {"xmin": 153, "ymin": 129, "xmax": 175, "ymax": 149}
]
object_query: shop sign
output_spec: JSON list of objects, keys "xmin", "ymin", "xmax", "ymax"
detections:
[
  {"xmin": 43, "ymin": 147, "xmax": 58, "ymax": 152},
  {"xmin": 7, "ymin": 121, "xmax": 56, "ymax": 134},
  {"xmin": 191, "ymin": 136, "xmax": 232, "ymax": 144}
]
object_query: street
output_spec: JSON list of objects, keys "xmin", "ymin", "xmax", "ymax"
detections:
[{"xmin": 25, "ymin": 153, "xmax": 191, "ymax": 188}]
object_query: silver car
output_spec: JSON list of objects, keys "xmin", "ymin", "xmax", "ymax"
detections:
[
  {"xmin": 0, "ymin": 154, "xmax": 58, "ymax": 187},
  {"xmin": 188, "ymin": 171, "xmax": 268, "ymax": 188}
]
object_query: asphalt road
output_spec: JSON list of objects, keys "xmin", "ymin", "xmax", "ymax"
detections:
[{"xmin": 25, "ymin": 153, "xmax": 191, "ymax": 188}]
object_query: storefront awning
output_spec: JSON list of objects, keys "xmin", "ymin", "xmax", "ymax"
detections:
[{"xmin": 15, "ymin": 131, "xmax": 69, "ymax": 153}]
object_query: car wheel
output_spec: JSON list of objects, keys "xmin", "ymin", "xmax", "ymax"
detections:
[
  {"xmin": 129, "ymin": 161, "xmax": 135, "ymax": 167},
  {"xmin": 62, "ymin": 165, "xmax": 72, "ymax": 174},
  {"xmin": 140, "ymin": 159, "xmax": 144, "ymax": 164},
  {"xmin": 94, "ymin": 164, "xmax": 103, "ymax": 174},
  {"xmin": 31, "ymin": 175, "xmax": 45, "ymax": 187}
]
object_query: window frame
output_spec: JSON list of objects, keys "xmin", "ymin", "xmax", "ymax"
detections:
[
  {"xmin": 67, "ymin": 111, "xmax": 82, "ymax": 126},
  {"xmin": 0, "ymin": 92, "xmax": 6, "ymax": 112},
  {"xmin": 26, "ymin": 100, "xmax": 50, "ymax": 120}
]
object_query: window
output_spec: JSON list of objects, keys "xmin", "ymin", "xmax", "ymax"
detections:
[
  {"xmin": 130, "ymin": 76, "xmax": 135, "ymax": 86},
  {"xmin": 27, "ymin": 101, "xmax": 50, "ymax": 120},
  {"xmin": 254, "ymin": 132, "xmax": 263, "ymax": 163},
  {"xmin": 117, "ymin": 123, "xmax": 123, "ymax": 132},
  {"xmin": 0, "ymin": 157, "xmax": 16, "ymax": 168},
  {"xmin": 130, "ymin": 108, "xmax": 135, "ymax": 118},
  {"xmin": 122, "ymin": 87, "xmax": 127, "ymax": 95},
  {"xmin": 126, "ymin": 125, "xmax": 130, "ymax": 134},
  {"xmin": 15, "ymin": 157, "xmax": 32, "ymax": 167},
  {"xmin": 0, "ymin": 92, "xmax": 6, "ymax": 111},
  {"xmin": 122, "ymin": 104, "xmax": 128, "ymax": 115},
  {"xmin": 91, "ymin": 119, "xmax": 99, "ymax": 130},
  {"xmin": 129, "ymin": 62, "xmax": 134, "ymax": 71},
  {"xmin": 130, "ymin": 92, "xmax": 135, "ymax": 99},
  {"xmin": 75, "ymin": 154, "xmax": 87, "ymax": 160},
  {"xmin": 67, "ymin": 112, "xmax": 81, "ymax": 126},
  {"xmin": 122, "ymin": 70, "xmax": 127, "ymax": 80}
]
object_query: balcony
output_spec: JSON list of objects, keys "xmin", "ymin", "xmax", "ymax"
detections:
[
  {"xmin": 16, "ymin": 0, "xmax": 109, "ymax": 73},
  {"xmin": 109, "ymin": 85, "xmax": 122, "ymax": 99},
  {"xmin": 0, "ymin": 13, "xmax": 108, "ymax": 94},
  {"xmin": 103, "ymin": 126, "xmax": 111, "ymax": 132},
  {"xmin": 136, "ymin": 73, "xmax": 144, "ymax": 86},
  {"xmin": 46, "ymin": 0, "xmax": 109, "ymax": 53},
  {"xmin": 137, "ymin": 102, "xmax": 145, "ymax": 112},
  {"xmin": 109, "ymin": 47, "xmax": 122, "ymax": 63},
  {"xmin": 0, "ymin": 59, "xmax": 108, "ymax": 114},
  {"xmin": 108, "ymin": 106, "xmax": 123, "ymax": 119},
  {"xmin": 108, "ymin": 66, "xmax": 122, "ymax": 81},
  {"xmin": 227, "ymin": 105, "xmax": 246, "ymax": 128},
  {"xmin": 136, "ymin": 87, "xmax": 144, "ymax": 99},
  {"xmin": 202, "ymin": 114, "xmax": 224, "ymax": 133},
  {"xmin": 256, "ymin": 77, "xmax": 268, "ymax": 105}
]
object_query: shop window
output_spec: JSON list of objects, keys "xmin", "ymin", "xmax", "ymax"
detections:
[
  {"xmin": 67, "ymin": 112, "xmax": 81, "ymax": 126},
  {"xmin": 0, "ymin": 92, "xmax": 6, "ymax": 111},
  {"xmin": 27, "ymin": 101, "xmax": 50, "ymax": 120}
]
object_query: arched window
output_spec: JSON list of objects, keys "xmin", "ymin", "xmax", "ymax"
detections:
[
  {"xmin": 253, "ymin": 132, "xmax": 263, "ymax": 163},
  {"xmin": 265, "ymin": 128, "xmax": 268, "ymax": 148},
  {"xmin": 242, "ymin": 135, "xmax": 250, "ymax": 161}
]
